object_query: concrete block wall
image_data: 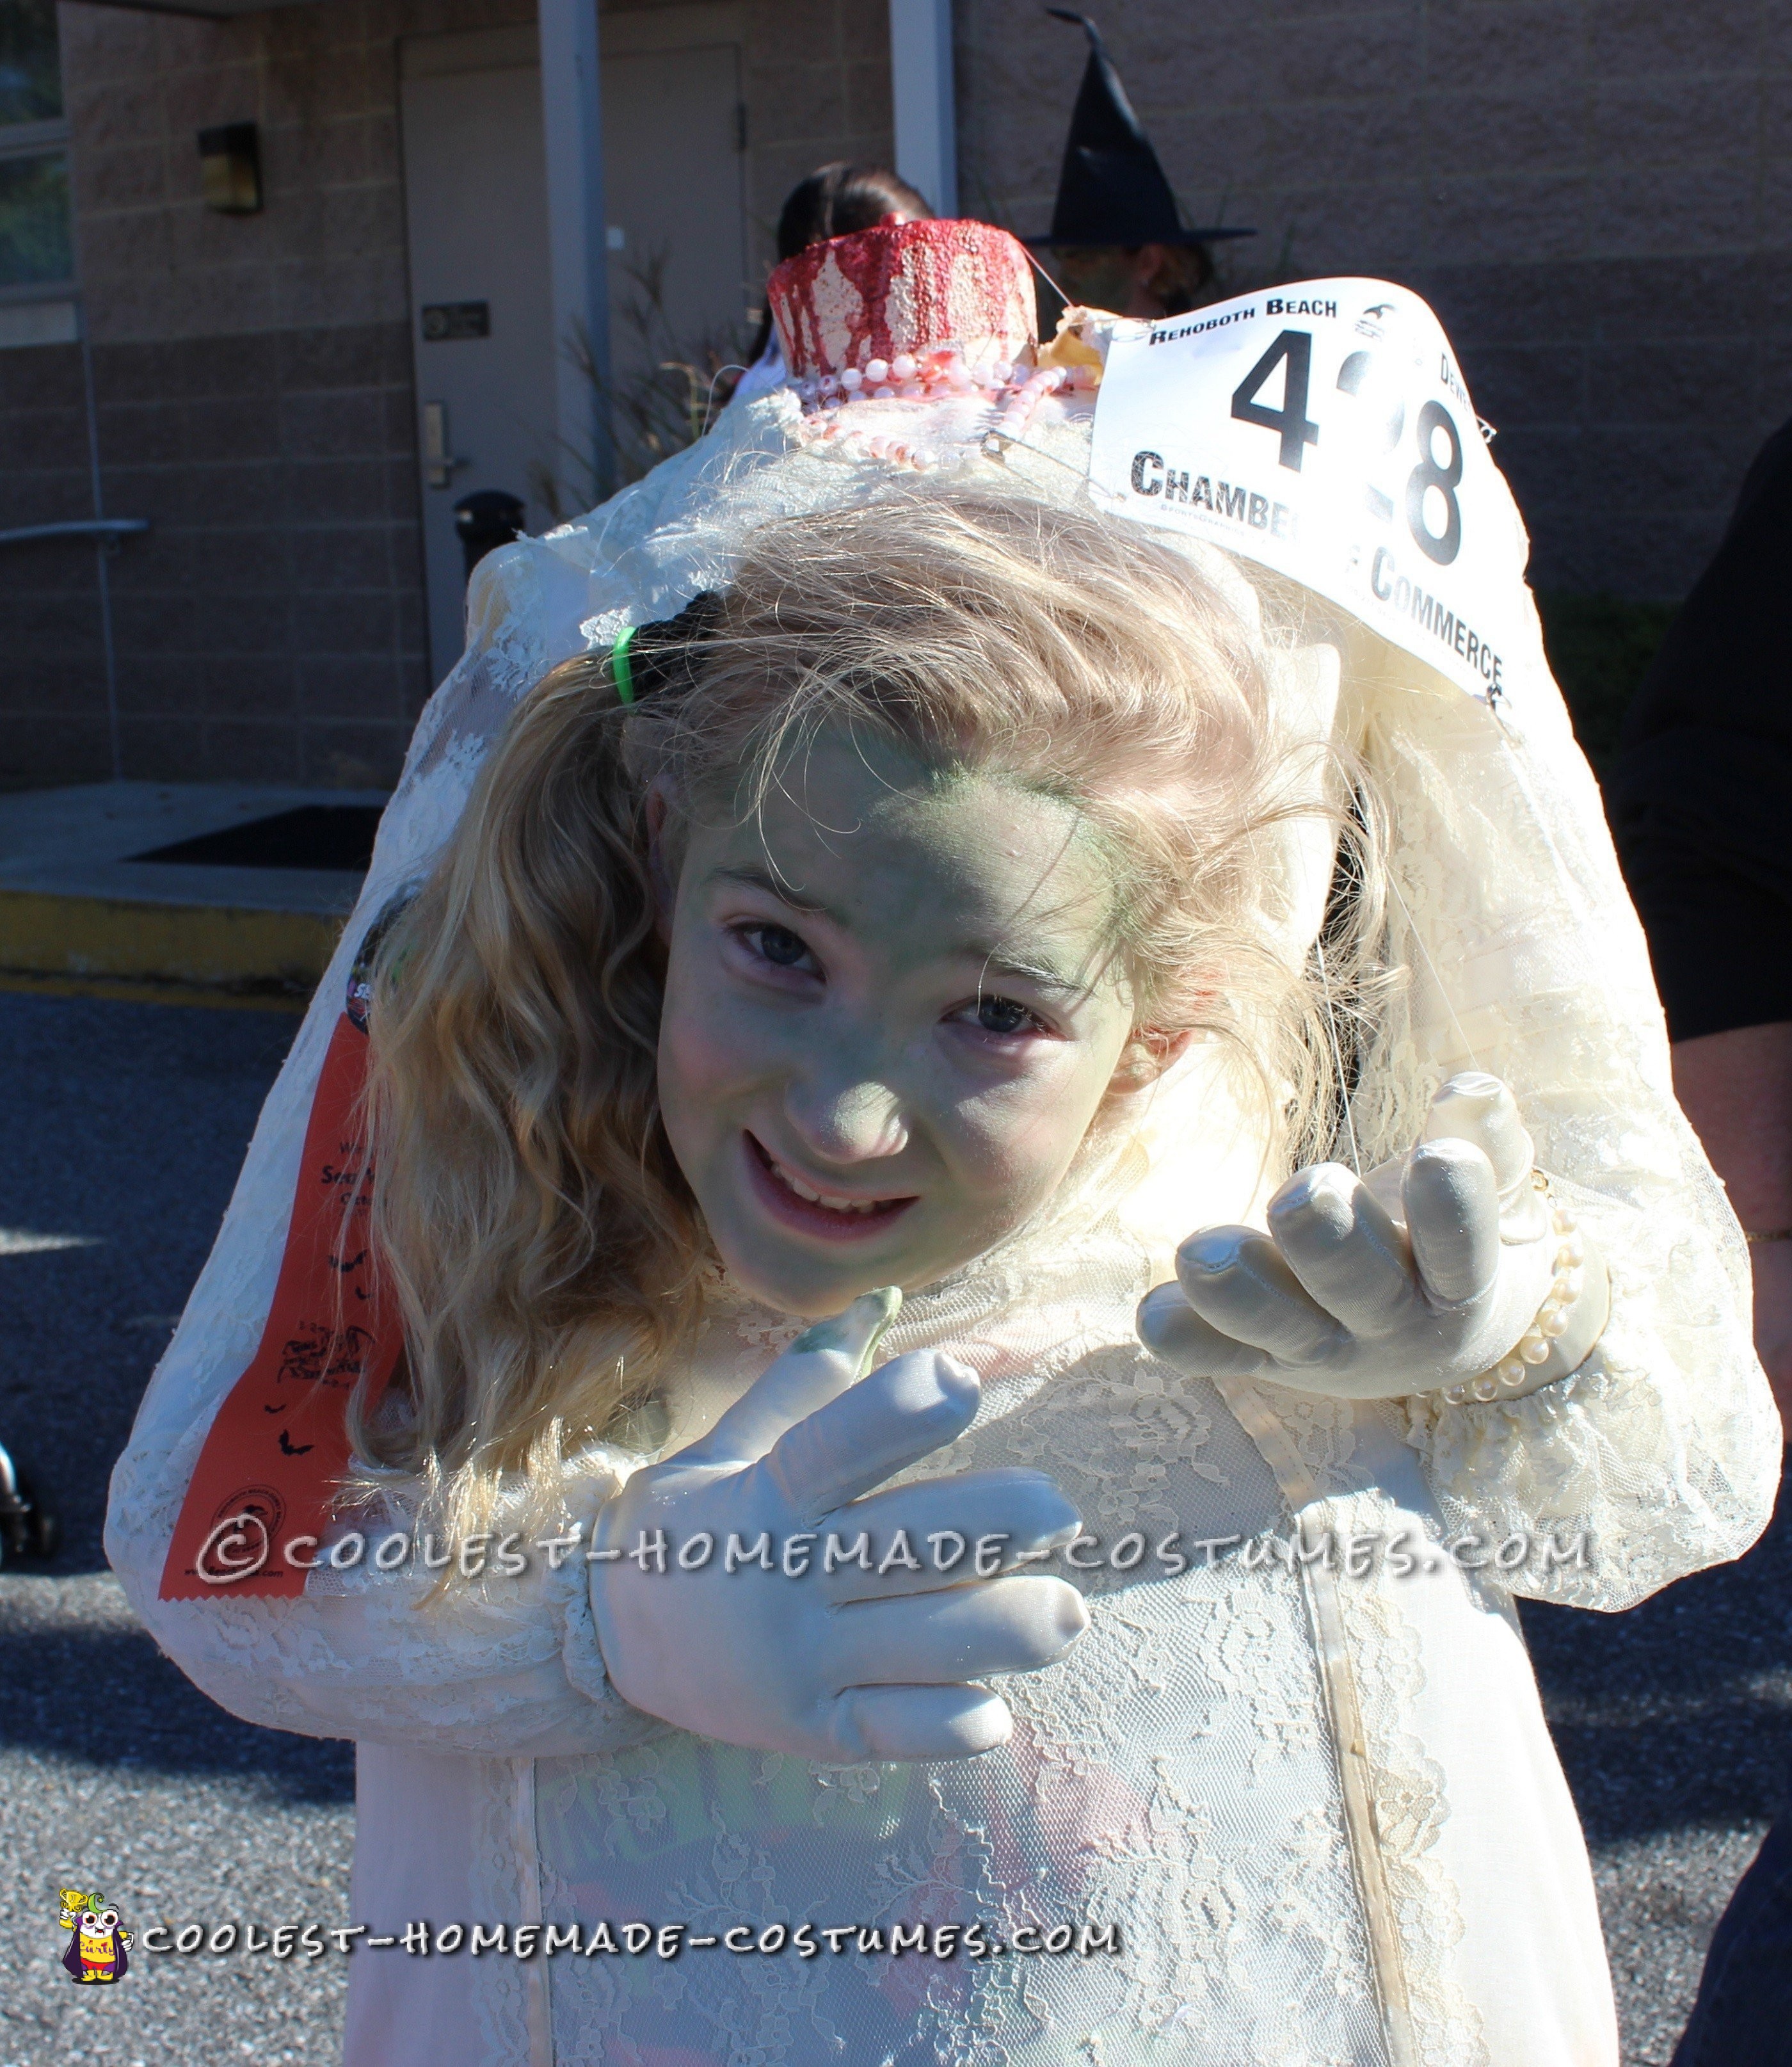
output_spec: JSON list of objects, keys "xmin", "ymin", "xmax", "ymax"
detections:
[
  {"xmin": 742, "ymin": 0, "xmax": 896, "ymax": 279},
  {"xmin": 0, "ymin": 0, "xmax": 520, "ymax": 790},
  {"xmin": 92, "ymin": 320, "xmax": 426, "ymax": 789},
  {"xmin": 0, "ymin": 347, "xmax": 112, "ymax": 784},
  {"xmin": 957, "ymin": 0, "xmax": 1792, "ymax": 600},
  {"xmin": 0, "ymin": 0, "xmax": 890, "ymax": 792}
]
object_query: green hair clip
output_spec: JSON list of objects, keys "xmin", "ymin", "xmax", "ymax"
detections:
[{"xmin": 610, "ymin": 624, "xmax": 639, "ymax": 706}]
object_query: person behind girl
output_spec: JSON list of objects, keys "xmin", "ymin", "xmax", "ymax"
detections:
[{"xmin": 112, "ymin": 479, "xmax": 1776, "ymax": 2067}]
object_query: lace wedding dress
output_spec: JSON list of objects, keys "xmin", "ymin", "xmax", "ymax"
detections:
[{"xmin": 108, "ymin": 234, "xmax": 1780, "ymax": 2066}]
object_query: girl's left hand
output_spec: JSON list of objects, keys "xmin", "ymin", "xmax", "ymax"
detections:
[{"xmin": 1137, "ymin": 1072, "xmax": 1607, "ymax": 1401}]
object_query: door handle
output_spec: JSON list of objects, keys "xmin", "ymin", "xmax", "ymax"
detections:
[{"xmin": 422, "ymin": 401, "xmax": 468, "ymax": 489}]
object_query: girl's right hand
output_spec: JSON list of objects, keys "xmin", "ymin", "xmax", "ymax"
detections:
[{"xmin": 587, "ymin": 1289, "xmax": 1088, "ymax": 1762}]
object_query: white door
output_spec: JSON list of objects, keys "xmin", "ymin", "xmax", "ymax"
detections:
[
  {"xmin": 401, "ymin": 14, "xmax": 750, "ymax": 687},
  {"xmin": 601, "ymin": 37, "xmax": 750, "ymax": 433},
  {"xmin": 401, "ymin": 28, "xmax": 559, "ymax": 688}
]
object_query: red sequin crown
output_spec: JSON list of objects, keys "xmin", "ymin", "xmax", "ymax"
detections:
[{"xmin": 767, "ymin": 219, "xmax": 1038, "ymax": 382}]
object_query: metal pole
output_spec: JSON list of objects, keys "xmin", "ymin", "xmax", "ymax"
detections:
[
  {"xmin": 889, "ymin": 0, "xmax": 959, "ymax": 217},
  {"xmin": 76, "ymin": 308, "xmax": 125, "ymax": 782},
  {"xmin": 0, "ymin": 519, "xmax": 147, "ymax": 547}
]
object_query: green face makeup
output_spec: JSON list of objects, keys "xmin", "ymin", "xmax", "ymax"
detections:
[{"xmin": 655, "ymin": 725, "xmax": 1142, "ymax": 1318}]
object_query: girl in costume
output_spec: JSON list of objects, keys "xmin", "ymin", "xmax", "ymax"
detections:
[{"xmin": 110, "ymin": 222, "xmax": 1779, "ymax": 2067}]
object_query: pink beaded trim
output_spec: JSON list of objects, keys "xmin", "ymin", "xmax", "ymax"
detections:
[
  {"xmin": 797, "ymin": 354, "xmax": 1098, "ymax": 473},
  {"xmin": 797, "ymin": 350, "xmax": 1096, "ymax": 414}
]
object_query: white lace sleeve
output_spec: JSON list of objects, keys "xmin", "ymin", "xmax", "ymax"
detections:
[
  {"xmin": 1356, "ymin": 677, "xmax": 1783, "ymax": 1614},
  {"xmin": 1397, "ymin": 1157, "xmax": 1779, "ymax": 1611},
  {"xmin": 108, "ymin": 1452, "xmax": 668, "ymax": 1756},
  {"xmin": 106, "ymin": 1040, "xmax": 662, "ymax": 1748},
  {"xmin": 101, "ymin": 993, "xmax": 664, "ymax": 1757},
  {"xmin": 100, "ymin": 980, "xmax": 660, "ymax": 1757}
]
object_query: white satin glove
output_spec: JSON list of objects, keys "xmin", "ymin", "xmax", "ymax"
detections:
[
  {"xmin": 588, "ymin": 1289, "xmax": 1088, "ymax": 1761},
  {"xmin": 1137, "ymin": 1072, "xmax": 1607, "ymax": 1401}
]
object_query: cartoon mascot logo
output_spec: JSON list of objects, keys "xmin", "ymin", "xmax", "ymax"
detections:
[{"xmin": 58, "ymin": 1887, "xmax": 131, "ymax": 1983}]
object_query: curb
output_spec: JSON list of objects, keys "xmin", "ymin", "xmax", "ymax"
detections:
[{"xmin": 0, "ymin": 889, "xmax": 342, "ymax": 995}]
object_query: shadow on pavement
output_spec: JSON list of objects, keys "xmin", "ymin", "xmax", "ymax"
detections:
[
  {"xmin": 0, "ymin": 1614, "xmax": 353, "ymax": 1803},
  {"xmin": 1523, "ymin": 1467, "xmax": 1792, "ymax": 1845}
]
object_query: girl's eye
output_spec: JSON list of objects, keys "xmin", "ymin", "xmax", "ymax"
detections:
[
  {"xmin": 744, "ymin": 924, "xmax": 813, "ymax": 970},
  {"xmin": 972, "ymin": 995, "xmax": 1043, "ymax": 1036}
]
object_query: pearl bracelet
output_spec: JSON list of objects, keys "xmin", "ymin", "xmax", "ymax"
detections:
[{"xmin": 1442, "ymin": 1173, "xmax": 1586, "ymax": 1406}]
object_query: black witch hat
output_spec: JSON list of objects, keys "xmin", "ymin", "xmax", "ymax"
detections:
[{"xmin": 1030, "ymin": 11, "xmax": 1253, "ymax": 247}]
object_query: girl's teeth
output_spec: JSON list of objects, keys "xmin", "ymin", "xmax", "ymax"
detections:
[{"xmin": 771, "ymin": 1157, "xmax": 882, "ymax": 1214}]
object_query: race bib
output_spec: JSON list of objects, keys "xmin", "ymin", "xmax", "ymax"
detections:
[{"xmin": 1088, "ymin": 280, "xmax": 1544, "ymax": 717}]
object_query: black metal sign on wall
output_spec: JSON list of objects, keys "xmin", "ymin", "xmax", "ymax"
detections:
[{"xmin": 420, "ymin": 302, "xmax": 491, "ymax": 342}]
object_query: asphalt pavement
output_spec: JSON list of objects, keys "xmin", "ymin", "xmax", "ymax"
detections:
[
  {"xmin": 0, "ymin": 992, "xmax": 351, "ymax": 2067},
  {"xmin": 0, "ymin": 987, "xmax": 1786, "ymax": 2067}
]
